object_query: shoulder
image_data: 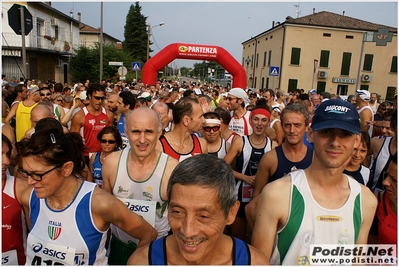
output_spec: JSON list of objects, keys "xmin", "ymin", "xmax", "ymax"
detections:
[
  {"xmin": 127, "ymin": 244, "xmax": 150, "ymax": 265},
  {"xmin": 262, "ymin": 175, "xmax": 291, "ymax": 198},
  {"xmin": 103, "ymin": 150, "xmax": 122, "ymax": 167},
  {"xmin": 260, "ymin": 149, "xmax": 278, "ymax": 164},
  {"xmin": 248, "ymin": 244, "xmax": 270, "ymax": 265},
  {"xmin": 360, "ymin": 184, "xmax": 378, "ymax": 209}
]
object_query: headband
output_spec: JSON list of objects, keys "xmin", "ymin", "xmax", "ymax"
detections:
[
  {"xmin": 250, "ymin": 108, "xmax": 271, "ymax": 120},
  {"xmin": 205, "ymin": 119, "xmax": 221, "ymax": 125}
]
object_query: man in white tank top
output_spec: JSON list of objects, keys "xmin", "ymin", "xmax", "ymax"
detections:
[
  {"xmin": 355, "ymin": 89, "xmax": 373, "ymax": 137},
  {"xmin": 102, "ymin": 108, "xmax": 179, "ymax": 265},
  {"xmin": 252, "ymin": 99, "xmax": 377, "ymax": 265}
]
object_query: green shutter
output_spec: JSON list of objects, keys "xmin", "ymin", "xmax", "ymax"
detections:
[
  {"xmin": 317, "ymin": 81, "xmax": 326, "ymax": 93},
  {"xmin": 390, "ymin": 56, "xmax": 397, "ymax": 73},
  {"xmin": 291, "ymin": 47, "xmax": 301, "ymax": 65},
  {"xmin": 341, "ymin": 52, "xmax": 352, "ymax": 75},
  {"xmin": 288, "ymin": 79, "xmax": 298, "ymax": 92},
  {"xmin": 320, "ymin": 50, "xmax": 330, "ymax": 67},
  {"xmin": 363, "ymin": 54, "xmax": 374, "ymax": 71}
]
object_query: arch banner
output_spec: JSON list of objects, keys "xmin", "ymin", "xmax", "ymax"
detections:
[{"xmin": 142, "ymin": 43, "xmax": 246, "ymax": 89}]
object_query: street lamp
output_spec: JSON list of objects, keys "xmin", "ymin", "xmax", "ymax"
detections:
[
  {"xmin": 147, "ymin": 22, "xmax": 165, "ymax": 61},
  {"xmin": 245, "ymin": 56, "xmax": 251, "ymax": 78}
]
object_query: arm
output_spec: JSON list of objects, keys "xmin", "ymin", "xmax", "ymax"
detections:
[
  {"xmin": 248, "ymin": 245, "xmax": 270, "ymax": 265},
  {"xmin": 356, "ymin": 185, "xmax": 378, "ymax": 244},
  {"xmin": 107, "ymin": 110, "xmax": 114, "ymax": 126},
  {"xmin": 4, "ymin": 102, "xmax": 18, "ymax": 124},
  {"xmin": 252, "ymin": 150, "xmax": 277, "ymax": 198},
  {"xmin": 272, "ymin": 121, "xmax": 284, "ymax": 145},
  {"xmin": 265, "ymin": 127, "xmax": 276, "ymax": 141},
  {"xmin": 127, "ymin": 245, "xmax": 150, "ymax": 265},
  {"xmin": 70, "ymin": 110, "xmax": 84, "ymax": 133},
  {"xmin": 61, "ymin": 98, "xmax": 78, "ymax": 126},
  {"xmin": 252, "ymin": 177, "xmax": 291, "ymax": 260},
  {"xmin": 87, "ymin": 154, "xmax": 95, "ymax": 183},
  {"xmin": 359, "ymin": 109, "xmax": 373, "ymax": 132},
  {"xmin": 101, "ymin": 151, "xmax": 120, "ymax": 194},
  {"xmin": 224, "ymin": 137, "xmax": 254, "ymax": 184},
  {"xmin": 92, "ymin": 188, "xmax": 158, "ymax": 248},
  {"xmin": 198, "ymin": 137, "xmax": 208, "ymax": 154}
]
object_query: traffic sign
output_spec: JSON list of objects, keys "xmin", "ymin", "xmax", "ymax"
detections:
[
  {"xmin": 8, "ymin": 4, "xmax": 33, "ymax": 35},
  {"xmin": 132, "ymin": 62, "xmax": 141, "ymax": 71},
  {"xmin": 118, "ymin": 66, "xmax": 127, "ymax": 76},
  {"xmin": 270, "ymin": 66, "xmax": 280, "ymax": 76},
  {"xmin": 109, "ymin": 61, "xmax": 123, "ymax": 66}
]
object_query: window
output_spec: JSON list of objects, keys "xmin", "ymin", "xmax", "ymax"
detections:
[
  {"xmin": 266, "ymin": 77, "xmax": 269, "ymax": 89},
  {"xmin": 360, "ymin": 84, "xmax": 369, "ymax": 91},
  {"xmin": 36, "ymin": 19, "xmax": 45, "ymax": 48},
  {"xmin": 346, "ymin": 35, "xmax": 354, "ymax": 39},
  {"xmin": 268, "ymin": 50, "xmax": 272, "ymax": 66},
  {"xmin": 340, "ymin": 52, "xmax": 352, "ymax": 75},
  {"xmin": 55, "ymin": 25, "xmax": 59, "ymax": 40},
  {"xmin": 386, "ymin": 86, "xmax": 396, "ymax": 99},
  {"xmin": 320, "ymin": 50, "xmax": 330, "ymax": 68},
  {"xmin": 363, "ymin": 54, "xmax": 374, "ymax": 71},
  {"xmin": 323, "ymin": 33, "xmax": 331, "ymax": 37},
  {"xmin": 337, "ymin": 85, "xmax": 348, "ymax": 96},
  {"xmin": 256, "ymin": 53, "xmax": 259, "ymax": 67},
  {"xmin": 288, "ymin": 79, "xmax": 298, "ymax": 92},
  {"xmin": 263, "ymin": 51, "xmax": 267, "ymax": 66},
  {"xmin": 254, "ymin": 77, "xmax": 257, "ymax": 88},
  {"xmin": 261, "ymin": 77, "xmax": 265, "ymax": 89},
  {"xmin": 390, "ymin": 56, "xmax": 397, "ymax": 73},
  {"xmin": 290, "ymin": 47, "xmax": 301, "ymax": 65},
  {"xmin": 317, "ymin": 81, "xmax": 326, "ymax": 93},
  {"xmin": 251, "ymin": 55, "xmax": 254, "ymax": 68}
]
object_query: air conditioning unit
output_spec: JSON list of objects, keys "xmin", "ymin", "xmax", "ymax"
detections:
[
  {"xmin": 361, "ymin": 74, "xmax": 372, "ymax": 82},
  {"xmin": 318, "ymin": 70, "xmax": 328, "ymax": 79},
  {"xmin": 55, "ymin": 59, "xmax": 62, "ymax": 67},
  {"xmin": 51, "ymin": 18, "xmax": 59, "ymax": 26}
]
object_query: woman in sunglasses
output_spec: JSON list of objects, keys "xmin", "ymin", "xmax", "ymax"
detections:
[
  {"xmin": 16, "ymin": 128, "xmax": 156, "ymax": 265},
  {"xmin": 88, "ymin": 126, "xmax": 122, "ymax": 187}
]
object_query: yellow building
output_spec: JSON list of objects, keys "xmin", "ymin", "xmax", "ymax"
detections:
[{"xmin": 242, "ymin": 11, "xmax": 397, "ymax": 100}]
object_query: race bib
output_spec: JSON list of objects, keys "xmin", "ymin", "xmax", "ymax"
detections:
[
  {"xmin": 118, "ymin": 198, "xmax": 156, "ymax": 227},
  {"xmin": 26, "ymin": 234, "xmax": 76, "ymax": 265},
  {"xmin": 2, "ymin": 250, "xmax": 18, "ymax": 265},
  {"xmin": 241, "ymin": 182, "xmax": 253, "ymax": 203}
]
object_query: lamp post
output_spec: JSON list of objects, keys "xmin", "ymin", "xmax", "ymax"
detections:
[
  {"xmin": 245, "ymin": 56, "xmax": 251, "ymax": 82},
  {"xmin": 146, "ymin": 22, "xmax": 165, "ymax": 61}
]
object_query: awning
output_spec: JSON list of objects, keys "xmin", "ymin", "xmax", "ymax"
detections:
[{"xmin": 2, "ymin": 49, "xmax": 21, "ymax": 57}]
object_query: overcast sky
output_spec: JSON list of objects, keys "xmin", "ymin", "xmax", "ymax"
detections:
[{"xmin": 52, "ymin": 1, "xmax": 398, "ymax": 68}]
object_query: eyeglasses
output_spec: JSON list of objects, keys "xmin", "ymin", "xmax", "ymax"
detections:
[
  {"xmin": 93, "ymin": 96, "xmax": 105, "ymax": 101},
  {"xmin": 203, "ymin": 126, "xmax": 220, "ymax": 132},
  {"xmin": 56, "ymin": 99, "xmax": 63, "ymax": 102},
  {"xmin": 40, "ymin": 93, "xmax": 51, "ymax": 96},
  {"xmin": 380, "ymin": 108, "xmax": 389, "ymax": 111},
  {"xmin": 17, "ymin": 164, "xmax": 63, "ymax": 181},
  {"xmin": 226, "ymin": 97, "xmax": 237, "ymax": 101},
  {"xmin": 100, "ymin": 139, "xmax": 116, "ymax": 144}
]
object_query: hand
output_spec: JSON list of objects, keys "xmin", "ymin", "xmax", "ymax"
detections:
[{"xmin": 243, "ymin": 175, "xmax": 256, "ymax": 186}]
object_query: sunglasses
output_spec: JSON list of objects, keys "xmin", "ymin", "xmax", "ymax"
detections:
[
  {"xmin": 100, "ymin": 139, "xmax": 116, "ymax": 144},
  {"xmin": 380, "ymin": 108, "xmax": 389, "ymax": 111},
  {"xmin": 40, "ymin": 93, "xmax": 51, "ymax": 96},
  {"xmin": 226, "ymin": 97, "xmax": 237, "ymax": 101},
  {"xmin": 56, "ymin": 99, "xmax": 63, "ymax": 102},
  {"xmin": 203, "ymin": 126, "xmax": 220, "ymax": 132},
  {"xmin": 93, "ymin": 96, "xmax": 105, "ymax": 101}
]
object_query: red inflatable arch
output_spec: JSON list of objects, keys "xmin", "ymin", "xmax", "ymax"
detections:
[{"xmin": 142, "ymin": 43, "xmax": 246, "ymax": 89}]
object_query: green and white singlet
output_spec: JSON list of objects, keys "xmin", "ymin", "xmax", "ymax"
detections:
[{"xmin": 270, "ymin": 170, "xmax": 362, "ymax": 265}]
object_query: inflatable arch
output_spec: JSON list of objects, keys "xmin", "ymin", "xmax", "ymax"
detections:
[{"xmin": 142, "ymin": 43, "xmax": 247, "ymax": 89}]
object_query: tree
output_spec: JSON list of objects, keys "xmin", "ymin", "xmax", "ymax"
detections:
[
  {"xmin": 69, "ymin": 43, "xmax": 130, "ymax": 83},
  {"xmin": 123, "ymin": 2, "xmax": 148, "ymax": 64}
]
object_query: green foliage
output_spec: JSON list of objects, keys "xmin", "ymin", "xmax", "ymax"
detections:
[
  {"xmin": 69, "ymin": 43, "xmax": 131, "ymax": 83},
  {"xmin": 192, "ymin": 61, "xmax": 225, "ymax": 80},
  {"xmin": 123, "ymin": 2, "xmax": 149, "ymax": 64}
]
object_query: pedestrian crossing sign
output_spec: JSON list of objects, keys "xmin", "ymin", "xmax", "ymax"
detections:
[
  {"xmin": 270, "ymin": 66, "xmax": 280, "ymax": 76},
  {"xmin": 132, "ymin": 62, "xmax": 141, "ymax": 71}
]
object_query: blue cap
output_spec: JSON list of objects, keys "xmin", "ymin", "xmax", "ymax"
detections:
[{"xmin": 311, "ymin": 99, "xmax": 360, "ymax": 134}]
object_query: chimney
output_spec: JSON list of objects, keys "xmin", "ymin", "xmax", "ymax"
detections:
[
  {"xmin": 343, "ymin": 11, "xmax": 345, "ymax": 16},
  {"xmin": 78, "ymin": 12, "xmax": 81, "ymax": 22},
  {"xmin": 313, "ymin": 8, "xmax": 315, "ymax": 14},
  {"xmin": 69, "ymin": 11, "xmax": 73, "ymax": 18},
  {"xmin": 45, "ymin": 2, "xmax": 51, "ymax": 6},
  {"xmin": 272, "ymin": 21, "xmax": 275, "ymax": 27}
]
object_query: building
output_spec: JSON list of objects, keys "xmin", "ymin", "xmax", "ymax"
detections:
[
  {"xmin": 2, "ymin": 2, "xmax": 80, "ymax": 84},
  {"xmin": 242, "ymin": 11, "xmax": 397, "ymax": 100},
  {"xmin": 2, "ymin": 2, "xmax": 121, "ymax": 85},
  {"xmin": 77, "ymin": 12, "xmax": 121, "ymax": 48}
]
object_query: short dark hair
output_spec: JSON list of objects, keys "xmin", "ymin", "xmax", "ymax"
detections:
[
  {"xmin": 87, "ymin": 82, "xmax": 105, "ymax": 97},
  {"xmin": 97, "ymin": 126, "xmax": 123, "ymax": 150},
  {"xmin": 172, "ymin": 97, "xmax": 199, "ymax": 124},
  {"xmin": 214, "ymin": 106, "xmax": 231, "ymax": 126},
  {"xmin": 167, "ymin": 154, "xmax": 236, "ymax": 217},
  {"xmin": 119, "ymin": 91, "xmax": 136, "ymax": 110}
]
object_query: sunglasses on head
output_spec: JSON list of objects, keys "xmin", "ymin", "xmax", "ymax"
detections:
[
  {"xmin": 100, "ymin": 139, "xmax": 116, "ymax": 144},
  {"xmin": 203, "ymin": 126, "xmax": 220, "ymax": 132},
  {"xmin": 40, "ymin": 92, "xmax": 51, "ymax": 96}
]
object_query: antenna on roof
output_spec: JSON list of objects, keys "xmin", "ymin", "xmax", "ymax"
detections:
[{"xmin": 294, "ymin": 3, "xmax": 301, "ymax": 18}]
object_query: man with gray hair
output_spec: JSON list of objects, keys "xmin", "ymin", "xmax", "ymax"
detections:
[
  {"xmin": 102, "ymin": 108, "xmax": 179, "ymax": 265},
  {"xmin": 128, "ymin": 154, "xmax": 269, "ymax": 265}
]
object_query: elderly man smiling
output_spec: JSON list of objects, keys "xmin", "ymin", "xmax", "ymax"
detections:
[{"xmin": 128, "ymin": 154, "xmax": 268, "ymax": 265}]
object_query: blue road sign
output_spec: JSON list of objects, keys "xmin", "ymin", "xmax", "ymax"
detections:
[
  {"xmin": 270, "ymin": 66, "xmax": 280, "ymax": 76},
  {"xmin": 132, "ymin": 62, "xmax": 141, "ymax": 71}
]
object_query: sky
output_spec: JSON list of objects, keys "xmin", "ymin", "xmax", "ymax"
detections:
[{"xmin": 51, "ymin": 1, "xmax": 398, "ymax": 68}]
